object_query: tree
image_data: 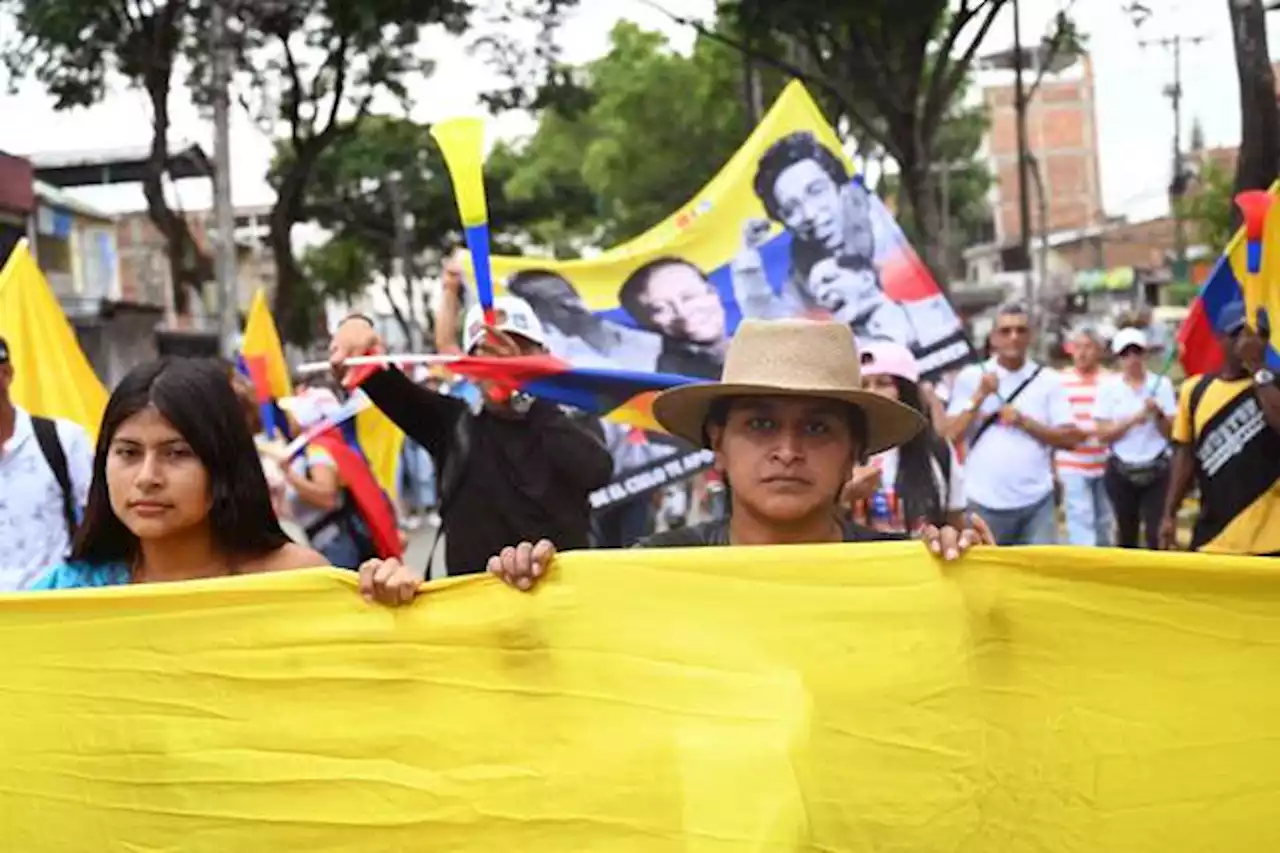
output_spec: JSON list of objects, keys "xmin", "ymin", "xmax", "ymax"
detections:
[
  {"xmin": 1228, "ymin": 0, "xmax": 1279, "ymax": 203},
  {"xmin": 287, "ymin": 114, "xmax": 540, "ymax": 343},
  {"xmin": 3, "ymin": 0, "xmax": 211, "ymax": 313},
  {"xmin": 1177, "ymin": 159, "xmax": 1236, "ymax": 255},
  {"xmin": 678, "ymin": 0, "xmax": 1083, "ymax": 291},
  {"xmin": 218, "ymin": 0, "xmax": 470, "ymax": 344},
  {"xmin": 879, "ymin": 76, "xmax": 993, "ymax": 281},
  {"xmin": 496, "ymin": 20, "xmax": 770, "ymax": 250}
]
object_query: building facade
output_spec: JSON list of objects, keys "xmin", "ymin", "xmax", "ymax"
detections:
[{"xmin": 982, "ymin": 53, "xmax": 1106, "ymax": 248}]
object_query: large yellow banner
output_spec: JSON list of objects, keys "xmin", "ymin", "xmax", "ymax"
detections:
[
  {"xmin": 478, "ymin": 82, "xmax": 974, "ymax": 382},
  {"xmin": 3, "ymin": 545, "xmax": 1280, "ymax": 851}
]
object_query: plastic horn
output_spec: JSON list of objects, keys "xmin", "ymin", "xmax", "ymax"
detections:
[
  {"xmin": 430, "ymin": 118, "xmax": 495, "ymax": 325},
  {"xmin": 1235, "ymin": 189, "xmax": 1273, "ymax": 331}
]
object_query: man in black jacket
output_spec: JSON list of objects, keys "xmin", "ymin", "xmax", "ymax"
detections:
[{"xmin": 328, "ymin": 295, "xmax": 613, "ymax": 577}]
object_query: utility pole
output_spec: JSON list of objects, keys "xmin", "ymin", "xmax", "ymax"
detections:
[
  {"xmin": 1139, "ymin": 33, "xmax": 1207, "ymax": 284},
  {"xmin": 1012, "ymin": 0, "xmax": 1035, "ymax": 315},
  {"xmin": 210, "ymin": 0, "xmax": 238, "ymax": 359}
]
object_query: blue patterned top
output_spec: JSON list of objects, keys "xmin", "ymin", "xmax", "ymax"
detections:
[{"xmin": 28, "ymin": 561, "xmax": 130, "ymax": 590}]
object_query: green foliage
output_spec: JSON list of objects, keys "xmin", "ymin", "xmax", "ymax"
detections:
[
  {"xmin": 1177, "ymin": 160, "xmax": 1236, "ymax": 256},
  {"xmin": 881, "ymin": 79, "xmax": 992, "ymax": 277},
  {"xmin": 287, "ymin": 113, "xmax": 548, "ymax": 334},
  {"xmin": 2, "ymin": 0, "xmax": 188, "ymax": 107},
  {"xmin": 713, "ymin": 0, "xmax": 1019, "ymax": 284},
  {"xmin": 231, "ymin": 0, "xmax": 473, "ymax": 343},
  {"xmin": 498, "ymin": 20, "xmax": 762, "ymax": 249}
]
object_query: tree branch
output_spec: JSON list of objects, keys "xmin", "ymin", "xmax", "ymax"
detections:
[
  {"xmin": 1025, "ymin": 3, "xmax": 1081, "ymax": 104},
  {"xmin": 279, "ymin": 32, "xmax": 304, "ymax": 149},
  {"xmin": 925, "ymin": 0, "xmax": 1005, "ymax": 140},
  {"xmin": 647, "ymin": 5, "xmax": 893, "ymax": 152},
  {"xmin": 320, "ymin": 34, "xmax": 350, "ymax": 136}
]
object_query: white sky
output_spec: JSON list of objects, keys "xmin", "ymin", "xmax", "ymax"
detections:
[{"xmin": 2, "ymin": 0, "xmax": 1274, "ymax": 226}]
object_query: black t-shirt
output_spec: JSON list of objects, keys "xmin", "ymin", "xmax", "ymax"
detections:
[
  {"xmin": 639, "ymin": 518, "xmax": 906, "ymax": 548},
  {"xmin": 363, "ymin": 369, "xmax": 613, "ymax": 575}
]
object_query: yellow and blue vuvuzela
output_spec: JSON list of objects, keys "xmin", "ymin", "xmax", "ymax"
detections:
[{"xmin": 2, "ymin": 544, "xmax": 1280, "ymax": 851}]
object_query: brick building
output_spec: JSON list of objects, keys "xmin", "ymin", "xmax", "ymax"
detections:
[{"xmin": 981, "ymin": 52, "xmax": 1105, "ymax": 247}]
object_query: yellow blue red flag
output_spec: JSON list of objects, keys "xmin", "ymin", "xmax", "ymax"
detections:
[{"xmin": 0, "ymin": 240, "xmax": 107, "ymax": 434}]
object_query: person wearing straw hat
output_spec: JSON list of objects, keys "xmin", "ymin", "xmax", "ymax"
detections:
[{"xmin": 473, "ymin": 319, "xmax": 994, "ymax": 591}]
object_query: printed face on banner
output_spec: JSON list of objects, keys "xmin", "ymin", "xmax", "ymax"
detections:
[{"xmin": 481, "ymin": 81, "xmax": 974, "ymax": 386}]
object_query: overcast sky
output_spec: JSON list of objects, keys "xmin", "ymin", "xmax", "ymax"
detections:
[{"xmin": 3, "ymin": 0, "xmax": 1275, "ymax": 227}]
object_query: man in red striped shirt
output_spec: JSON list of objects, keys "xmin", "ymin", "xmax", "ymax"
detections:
[{"xmin": 1057, "ymin": 328, "xmax": 1113, "ymax": 546}]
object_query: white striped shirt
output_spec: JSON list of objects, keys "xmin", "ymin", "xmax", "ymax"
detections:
[{"xmin": 1056, "ymin": 367, "xmax": 1108, "ymax": 477}]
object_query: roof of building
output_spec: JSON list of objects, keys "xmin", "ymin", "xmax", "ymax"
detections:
[
  {"xmin": 26, "ymin": 141, "xmax": 213, "ymax": 188},
  {"xmin": 33, "ymin": 180, "xmax": 115, "ymax": 222}
]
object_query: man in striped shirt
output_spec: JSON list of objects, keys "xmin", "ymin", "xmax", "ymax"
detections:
[{"xmin": 1057, "ymin": 328, "xmax": 1113, "ymax": 546}]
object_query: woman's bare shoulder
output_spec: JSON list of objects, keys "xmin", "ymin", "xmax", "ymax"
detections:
[{"xmin": 243, "ymin": 543, "xmax": 331, "ymax": 574}]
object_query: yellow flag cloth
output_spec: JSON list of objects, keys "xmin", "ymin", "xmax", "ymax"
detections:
[
  {"xmin": 0, "ymin": 240, "xmax": 108, "ymax": 434},
  {"xmin": 3, "ymin": 544, "xmax": 1280, "ymax": 851}
]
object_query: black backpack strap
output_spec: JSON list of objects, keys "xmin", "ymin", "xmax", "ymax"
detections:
[
  {"xmin": 1186, "ymin": 374, "xmax": 1216, "ymax": 440},
  {"xmin": 969, "ymin": 365, "xmax": 1043, "ymax": 449},
  {"xmin": 423, "ymin": 410, "xmax": 474, "ymax": 575},
  {"xmin": 31, "ymin": 416, "xmax": 77, "ymax": 541}
]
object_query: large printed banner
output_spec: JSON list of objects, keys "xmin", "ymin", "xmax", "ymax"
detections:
[
  {"xmin": 480, "ymin": 81, "xmax": 974, "ymax": 385},
  {"xmin": 4, "ymin": 545, "xmax": 1280, "ymax": 851}
]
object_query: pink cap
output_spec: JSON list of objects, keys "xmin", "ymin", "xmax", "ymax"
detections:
[{"xmin": 859, "ymin": 341, "xmax": 921, "ymax": 384}]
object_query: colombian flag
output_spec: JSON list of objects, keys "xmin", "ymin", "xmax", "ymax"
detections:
[
  {"xmin": 1178, "ymin": 182, "xmax": 1280, "ymax": 375},
  {"xmin": 0, "ymin": 240, "xmax": 108, "ymax": 435},
  {"xmin": 424, "ymin": 354, "xmax": 704, "ymax": 431},
  {"xmin": 237, "ymin": 289, "xmax": 293, "ymax": 438}
]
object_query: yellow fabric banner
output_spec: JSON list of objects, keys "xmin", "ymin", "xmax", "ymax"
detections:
[
  {"xmin": 3, "ymin": 544, "xmax": 1280, "ymax": 851},
  {"xmin": 0, "ymin": 240, "xmax": 108, "ymax": 434}
]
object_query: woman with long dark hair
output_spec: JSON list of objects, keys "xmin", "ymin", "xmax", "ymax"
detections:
[
  {"xmin": 27, "ymin": 358, "xmax": 419, "ymax": 603},
  {"xmin": 843, "ymin": 342, "xmax": 965, "ymax": 534}
]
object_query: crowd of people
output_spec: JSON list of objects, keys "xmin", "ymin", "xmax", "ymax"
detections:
[{"xmin": 0, "ymin": 287, "xmax": 1276, "ymax": 600}]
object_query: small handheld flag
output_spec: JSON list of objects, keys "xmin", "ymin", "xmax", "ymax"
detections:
[
  {"xmin": 1234, "ymin": 190, "xmax": 1273, "ymax": 331},
  {"xmin": 431, "ymin": 118, "xmax": 495, "ymax": 325}
]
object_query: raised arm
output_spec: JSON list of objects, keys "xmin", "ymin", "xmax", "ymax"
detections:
[{"xmin": 329, "ymin": 316, "xmax": 465, "ymax": 461}]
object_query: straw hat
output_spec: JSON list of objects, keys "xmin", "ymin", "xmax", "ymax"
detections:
[{"xmin": 653, "ymin": 318, "xmax": 925, "ymax": 455}]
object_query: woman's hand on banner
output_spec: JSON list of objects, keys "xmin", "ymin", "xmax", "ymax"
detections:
[
  {"xmin": 920, "ymin": 513, "xmax": 995, "ymax": 562},
  {"xmin": 488, "ymin": 539, "xmax": 556, "ymax": 592},
  {"xmin": 358, "ymin": 557, "xmax": 426, "ymax": 606}
]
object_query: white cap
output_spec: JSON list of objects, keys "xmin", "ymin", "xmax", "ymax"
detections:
[
  {"xmin": 462, "ymin": 295, "xmax": 546, "ymax": 354},
  {"xmin": 1110, "ymin": 327, "xmax": 1149, "ymax": 354}
]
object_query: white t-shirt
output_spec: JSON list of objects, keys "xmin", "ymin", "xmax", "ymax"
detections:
[
  {"xmin": 947, "ymin": 360, "xmax": 1074, "ymax": 510},
  {"xmin": 856, "ymin": 444, "xmax": 966, "ymax": 534},
  {"xmin": 0, "ymin": 408, "xmax": 93, "ymax": 590},
  {"xmin": 1092, "ymin": 372, "xmax": 1177, "ymax": 465}
]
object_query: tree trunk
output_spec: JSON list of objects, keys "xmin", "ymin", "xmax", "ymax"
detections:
[
  {"xmin": 270, "ymin": 138, "xmax": 331, "ymax": 344},
  {"xmin": 896, "ymin": 156, "xmax": 949, "ymax": 296},
  {"xmin": 1228, "ymin": 0, "xmax": 1280, "ymax": 199},
  {"xmin": 141, "ymin": 69, "xmax": 213, "ymax": 318}
]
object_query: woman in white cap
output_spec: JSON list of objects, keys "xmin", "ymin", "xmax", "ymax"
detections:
[
  {"xmin": 475, "ymin": 319, "xmax": 994, "ymax": 592},
  {"xmin": 1092, "ymin": 327, "xmax": 1176, "ymax": 549},
  {"xmin": 844, "ymin": 341, "xmax": 965, "ymax": 535}
]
